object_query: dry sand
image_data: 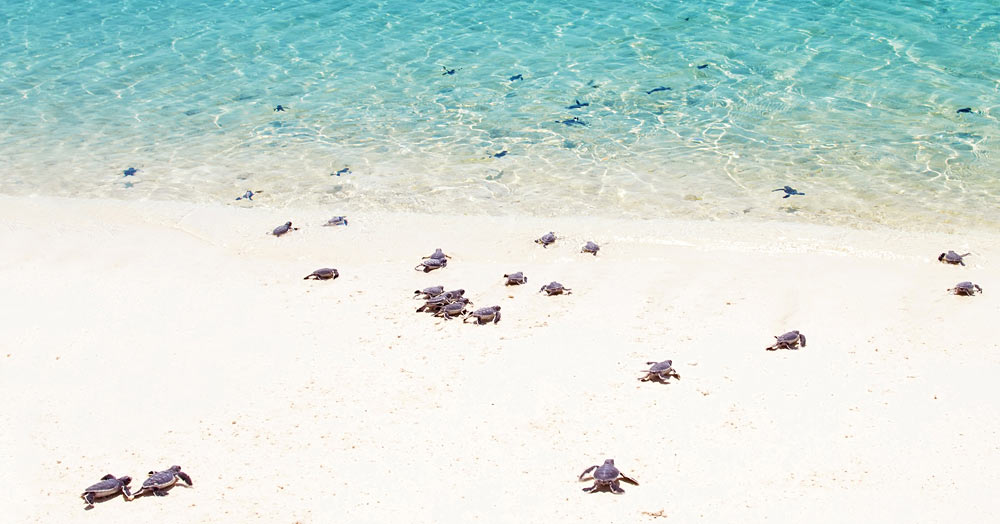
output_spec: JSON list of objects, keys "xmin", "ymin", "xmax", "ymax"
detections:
[{"xmin": 1, "ymin": 194, "xmax": 998, "ymax": 523}]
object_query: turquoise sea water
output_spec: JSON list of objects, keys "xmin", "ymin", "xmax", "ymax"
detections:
[{"xmin": 1, "ymin": 0, "xmax": 998, "ymax": 231}]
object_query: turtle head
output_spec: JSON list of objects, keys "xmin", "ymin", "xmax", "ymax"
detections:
[
  {"xmin": 120, "ymin": 476, "xmax": 132, "ymax": 486},
  {"xmin": 604, "ymin": 458, "xmax": 615, "ymax": 466},
  {"xmin": 100, "ymin": 474, "xmax": 116, "ymax": 481}
]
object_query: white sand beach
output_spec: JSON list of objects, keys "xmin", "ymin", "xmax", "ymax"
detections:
[{"xmin": 2, "ymin": 194, "xmax": 998, "ymax": 523}]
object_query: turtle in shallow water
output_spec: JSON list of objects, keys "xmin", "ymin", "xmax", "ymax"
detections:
[
  {"xmin": 324, "ymin": 216, "xmax": 348, "ymax": 226},
  {"xmin": 579, "ymin": 459, "xmax": 638, "ymax": 494},
  {"xmin": 131, "ymin": 466, "xmax": 192, "ymax": 498},
  {"xmin": 415, "ymin": 257, "xmax": 447, "ymax": 272},
  {"xmin": 948, "ymin": 281, "xmax": 982, "ymax": 296},
  {"xmin": 766, "ymin": 330, "xmax": 806, "ymax": 351},
  {"xmin": 123, "ymin": 167, "xmax": 138, "ymax": 177},
  {"xmin": 414, "ymin": 285, "xmax": 445, "ymax": 299},
  {"xmin": 539, "ymin": 281, "xmax": 572, "ymax": 296},
  {"xmin": 639, "ymin": 360, "xmax": 680, "ymax": 382},
  {"xmin": 535, "ymin": 232, "xmax": 556, "ymax": 248},
  {"xmin": 504, "ymin": 272, "xmax": 527, "ymax": 286},
  {"xmin": 272, "ymin": 221, "xmax": 298, "ymax": 237},
  {"xmin": 581, "ymin": 241, "xmax": 600, "ymax": 256},
  {"xmin": 772, "ymin": 185, "xmax": 805, "ymax": 198},
  {"xmin": 81, "ymin": 474, "xmax": 132, "ymax": 505},
  {"xmin": 304, "ymin": 268, "xmax": 339, "ymax": 280},
  {"xmin": 938, "ymin": 250, "xmax": 971, "ymax": 266},
  {"xmin": 464, "ymin": 305, "xmax": 501, "ymax": 324},
  {"xmin": 235, "ymin": 190, "xmax": 256, "ymax": 201}
]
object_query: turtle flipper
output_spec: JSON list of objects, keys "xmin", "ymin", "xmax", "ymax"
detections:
[
  {"xmin": 122, "ymin": 484, "xmax": 134, "ymax": 500},
  {"xmin": 799, "ymin": 334, "xmax": 807, "ymax": 347},
  {"xmin": 177, "ymin": 471, "xmax": 193, "ymax": 486},
  {"xmin": 153, "ymin": 488, "xmax": 169, "ymax": 496},
  {"xmin": 82, "ymin": 492, "xmax": 95, "ymax": 505},
  {"xmin": 619, "ymin": 473, "xmax": 639, "ymax": 485},
  {"xmin": 100, "ymin": 474, "xmax": 115, "ymax": 481},
  {"xmin": 609, "ymin": 480, "xmax": 625, "ymax": 494},
  {"xmin": 578, "ymin": 464, "xmax": 598, "ymax": 480}
]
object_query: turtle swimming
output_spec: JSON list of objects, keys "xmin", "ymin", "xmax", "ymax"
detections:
[
  {"xmin": 81, "ymin": 474, "xmax": 132, "ymax": 506},
  {"xmin": 235, "ymin": 190, "xmax": 256, "ymax": 201},
  {"xmin": 646, "ymin": 86, "xmax": 671, "ymax": 95},
  {"xmin": 274, "ymin": 105, "xmax": 285, "ymax": 112},
  {"xmin": 441, "ymin": 66, "xmax": 458, "ymax": 75},
  {"xmin": 272, "ymin": 221, "xmax": 298, "ymax": 237},
  {"xmin": 123, "ymin": 167, "xmax": 138, "ymax": 177},
  {"xmin": 581, "ymin": 241, "xmax": 600, "ymax": 256},
  {"xmin": 557, "ymin": 116, "xmax": 587, "ymax": 126},
  {"xmin": 324, "ymin": 216, "xmax": 349, "ymax": 226},
  {"xmin": 567, "ymin": 99, "xmax": 589, "ymax": 109},
  {"xmin": 956, "ymin": 107, "xmax": 972, "ymax": 114},
  {"xmin": 539, "ymin": 281, "xmax": 571, "ymax": 296},
  {"xmin": 639, "ymin": 360, "xmax": 680, "ymax": 382},
  {"xmin": 579, "ymin": 459, "xmax": 638, "ymax": 494},
  {"xmin": 766, "ymin": 330, "xmax": 806, "ymax": 351},
  {"xmin": 464, "ymin": 305, "xmax": 501, "ymax": 325},
  {"xmin": 131, "ymin": 466, "xmax": 192, "ymax": 499},
  {"xmin": 504, "ymin": 272, "xmax": 527, "ymax": 286},
  {"xmin": 333, "ymin": 167, "xmax": 351, "ymax": 176},
  {"xmin": 509, "ymin": 74, "xmax": 523, "ymax": 81},
  {"xmin": 304, "ymin": 268, "xmax": 339, "ymax": 280},
  {"xmin": 492, "ymin": 150, "xmax": 508, "ymax": 158},
  {"xmin": 938, "ymin": 250, "xmax": 971, "ymax": 266},
  {"xmin": 773, "ymin": 185, "xmax": 805, "ymax": 198},
  {"xmin": 948, "ymin": 281, "xmax": 982, "ymax": 296},
  {"xmin": 697, "ymin": 63, "xmax": 709, "ymax": 69},
  {"xmin": 535, "ymin": 232, "xmax": 556, "ymax": 247},
  {"xmin": 414, "ymin": 285, "xmax": 445, "ymax": 299}
]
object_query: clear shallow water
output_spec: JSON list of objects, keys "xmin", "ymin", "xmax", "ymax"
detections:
[{"xmin": 1, "ymin": 0, "xmax": 998, "ymax": 231}]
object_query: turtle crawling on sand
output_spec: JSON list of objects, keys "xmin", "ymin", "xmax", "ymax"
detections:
[
  {"xmin": 304, "ymin": 268, "xmax": 339, "ymax": 280},
  {"xmin": 639, "ymin": 360, "xmax": 679, "ymax": 382},
  {"xmin": 581, "ymin": 241, "xmax": 600, "ymax": 256},
  {"xmin": 948, "ymin": 281, "xmax": 982, "ymax": 296},
  {"xmin": 938, "ymin": 251, "xmax": 971, "ymax": 266},
  {"xmin": 539, "ymin": 281, "xmax": 571, "ymax": 296},
  {"xmin": 579, "ymin": 459, "xmax": 638, "ymax": 494},
  {"xmin": 464, "ymin": 306, "xmax": 501, "ymax": 324},
  {"xmin": 434, "ymin": 301, "xmax": 470, "ymax": 320},
  {"xmin": 415, "ymin": 258, "xmax": 447, "ymax": 272},
  {"xmin": 424, "ymin": 248, "xmax": 451, "ymax": 260},
  {"xmin": 272, "ymin": 221, "xmax": 298, "ymax": 237},
  {"xmin": 414, "ymin": 285, "xmax": 445, "ymax": 299},
  {"xmin": 81, "ymin": 474, "xmax": 132, "ymax": 505},
  {"xmin": 766, "ymin": 330, "xmax": 806, "ymax": 351},
  {"xmin": 504, "ymin": 272, "xmax": 527, "ymax": 286},
  {"xmin": 535, "ymin": 232, "xmax": 556, "ymax": 247},
  {"xmin": 416, "ymin": 292, "xmax": 468, "ymax": 313},
  {"xmin": 131, "ymin": 466, "xmax": 192, "ymax": 498}
]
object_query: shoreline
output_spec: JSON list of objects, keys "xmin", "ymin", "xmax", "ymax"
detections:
[{"xmin": 2, "ymin": 194, "xmax": 998, "ymax": 523}]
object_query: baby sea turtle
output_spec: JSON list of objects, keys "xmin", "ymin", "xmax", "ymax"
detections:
[
  {"xmin": 772, "ymin": 185, "xmax": 805, "ymax": 198},
  {"xmin": 697, "ymin": 63, "xmax": 709, "ymax": 69},
  {"xmin": 509, "ymin": 74, "xmax": 523, "ymax": 81},
  {"xmin": 123, "ymin": 167, "xmax": 138, "ymax": 177},
  {"xmin": 492, "ymin": 150, "xmax": 508, "ymax": 158},
  {"xmin": 333, "ymin": 167, "xmax": 351, "ymax": 176},
  {"xmin": 567, "ymin": 99, "xmax": 589, "ymax": 109},
  {"xmin": 414, "ymin": 285, "xmax": 445, "ymax": 299},
  {"xmin": 956, "ymin": 107, "xmax": 973, "ymax": 114},
  {"xmin": 539, "ymin": 281, "xmax": 572, "ymax": 295},
  {"xmin": 235, "ymin": 190, "xmax": 256, "ymax": 201},
  {"xmin": 434, "ymin": 300, "xmax": 469, "ymax": 320},
  {"xmin": 81, "ymin": 474, "xmax": 132, "ymax": 505},
  {"xmin": 504, "ymin": 272, "xmax": 527, "ymax": 286},
  {"xmin": 557, "ymin": 116, "xmax": 587, "ymax": 126},
  {"xmin": 766, "ymin": 330, "xmax": 806, "ymax": 351},
  {"xmin": 646, "ymin": 86, "xmax": 670, "ymax": 95},
  {"xmin": 579, "ymin": 459, "xmax": 638, "ymax": 494},
  {"xmin": 581, "ymin": 241, "xmax": 600, "ymax": 256},
  {"xmin": 131, "ymin": 466, "xmax": 192, "ymax": 498},
  {"xmin": 938, "ymin": 250, "xmax": 971, "ymax": 266},
  {"xmin": 272, "ymin": 221, "xmax": 298, "ymax": 237},
  {"xmin": 639, "ymin": 360, "xmax": 680, "ymax": 382},
  {"xmin": 441, "ymin": 66, "xmax": 458, "ymax": 75},
  {"xmin": 418, "ymin": 295, "xmax": 470, "ymax": 314},
  {"xmin": 948, "ymin": 281, "xmax": 983, "ymax": 296},
  {"xmin": 304, "ymin": 268, "xmax": 339, "ymax": 280},
  {"xmin": 324, "ymin": 216, "xmax": 348, "ymax": 226},
  {"xmin": 425, "ymin": 248, "xmax": 452, "ymax": 260},
  {"xmin": 535, "ymin": 232, "xmax": 556, "ymax": 247},
  {"xmin": 415, "ymin": 258, "xmax": 447, "ymax": 272},
  {"xmin": 464, "ymin": 305, "xmax": 501, "ymax": 324}
]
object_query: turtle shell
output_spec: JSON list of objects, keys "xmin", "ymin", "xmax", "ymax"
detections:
[{"xmin": 84, "ymin": 477, "xmax": 126, "ymax": 496}]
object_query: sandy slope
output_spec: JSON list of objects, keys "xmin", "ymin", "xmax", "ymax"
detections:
[{"xmin": 1, "ymin": 195, "xmax": 998, "ymax": 523}]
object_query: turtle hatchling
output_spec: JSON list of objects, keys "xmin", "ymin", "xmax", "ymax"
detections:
[
  {"xmin": 272, "ymin": 221, "xmax": 298, "ymax": 237},
  {"xmin": 81, "ymin": 474, "xmax": 132, "ymax": 505},
  {"xmin": 579, "ymin": 459, "xmax": 638, "ymax": 494},
  {"xmin": 414, "ymin": 285, "xmax": 445, "ymax": 299},
  {"xmin": 581, "ymin": 241, "xmax": 600, "ymax": 256},
  {"xmin": 535, "ymin": 232, "xmax": 556, "ymax": 247},
  {"xmin": 324, "ymin": 216, "xmax": 349, "ymax": 227},
  {"xmin": 464, "ymin": 305, "xmax": 501, "ymax": 325},
  {"xmin": 504, "ymin": 272, "xmax": 527, "ymax": 286},
  {"xmin": 131, "ymin": 465, "xmax": 192, "ymax": 498},
  {"xmin": 424, "ymin": 248, "xmax": 451, "ymax": 260},
  {"xmin": 949, "ymin": 281, "xmax": 983, "ymax": 296},
  {"xmin": 938, "ymin": 251, "xmax": 971, "ymax": 266},
  {"xmin": 766, "ymin": 330, "xmax": 806, "ymax": 351},
  {"xmin": 639, "ymin": 360, "xmax": 680, "ymax": 382},
  {"xmin": 415, "ymin": 258, "xmax": 447, "ymax": 272},
  {"xmin": 434, "ymin": 300, "xmax": 469, "ymax": 320},
  {"xmin": 539, "ymin": 281, "xmax": 572, "ymax": 295},
  {"xmin": 304, "ymin": 268, "xmax": 339, "ymax": 280}
]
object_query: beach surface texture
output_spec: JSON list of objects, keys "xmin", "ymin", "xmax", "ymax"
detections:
[{"xmin": 2, "ymin": 194, "xmax": 998, "ymax": 523}]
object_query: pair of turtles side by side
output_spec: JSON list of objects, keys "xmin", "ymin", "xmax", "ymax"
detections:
[
  {"xmin": 131, "ymin": 465, "xmax": 193, "ymax": 499},
  {"xmin": 766, "ymin": 330, "xmax": 806, "ymax": 351},
  {"xmin": 938, "ymin": 251, "xmax": 970, "ymax": 266},
  {"xmin": 81, "ymin": 474, "xmax": 132, "ymax": 506},
  {"xmin": 415, "ymin": 248, "xmax": 451, "ymax": 272},
  {"xmin": 416, "ymin": 289, "xmax": 467, "ymax": 313},
  {"xmin": 272, "ymin": 221, "xmax": 298, "ymax": 237},
  {"xmin": 504, "ymin": 272, "xmax": 527, "ymax": 286},
  {"xmin": 539, "ymin": 281, "xmax": 572, "ymax": 296},
  {"xmin": 639, "ymin": 360, "xmax": 679, "ymax": 382},
  {"xmin": 949, "ymin": 281, "xmax": 982, "ymax": 296},
  {"xmin": 464, "ymin": 305, "xmax": 501, "ymax": 325},
  {"xmin": 304, "ymin": 268, "xmax": 339, "ymax": 280},
  {"xmin": 579, "ymin": 459, "xmax": 638, "ymax": 494}
]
